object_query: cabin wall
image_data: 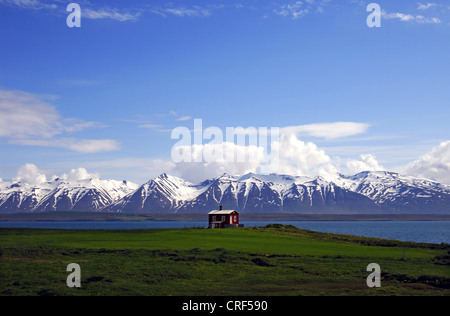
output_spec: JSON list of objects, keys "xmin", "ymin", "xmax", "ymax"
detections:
[{"xmin": 208, "ymin": 212, "xmax": 240, "ymax": 228}]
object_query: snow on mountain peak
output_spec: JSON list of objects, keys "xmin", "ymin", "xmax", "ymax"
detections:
[
  {"xmin": 2, "ymin": 171, "xmax": 450, "ymax": 214},
  {"xmin": 0, "ymin": 176, "xmax": 139, "ymax": 213}
]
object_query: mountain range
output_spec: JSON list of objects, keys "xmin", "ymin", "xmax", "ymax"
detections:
[
  {"xmin": 1, "ymin": 171, "xmax": 450, "ymax": 214},
  {"xmin": 0, "ymin": 177, "xmax": 139, "ymax": 213}
]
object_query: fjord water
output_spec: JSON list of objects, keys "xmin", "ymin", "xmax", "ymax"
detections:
[{"xmin": 0, "ymin": 221, "xmax": 449, "ymax": 244}]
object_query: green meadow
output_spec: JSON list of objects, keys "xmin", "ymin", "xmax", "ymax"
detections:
[{"xmin": 0, "ymin": 225, "xmax": 449, "ymax": 296}]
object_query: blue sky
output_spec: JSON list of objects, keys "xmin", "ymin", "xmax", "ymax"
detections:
[{"xmin": 0, "ymin": 0, "xmax": 450, "ymax": 184}]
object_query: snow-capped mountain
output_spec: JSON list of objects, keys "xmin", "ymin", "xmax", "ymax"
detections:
[
  {"xmin": 0, "ymin": 177, "xmax": 139, "ymax": 213},
  {"xmin": 103, "ymin": 171, "xmax": 450, "ymax": 214},
  {"xmin": 103, "ymin": 173, "xmax": 210, "ymax": 213},
  {"xmin": 2, "ymin": 171, "xmax": 450, "ymax": 214},
  {"xmin": 174, "ymin": 173, "xmax": 380, "ymax": 214},
  {"xmin": 335, "ymin": 171, "xmax": 450, "ymax": 213}
]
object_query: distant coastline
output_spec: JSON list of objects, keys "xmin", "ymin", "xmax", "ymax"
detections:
[{"xmin": 1, "ymin": 212, "xmax": 450, "ymax": 222}]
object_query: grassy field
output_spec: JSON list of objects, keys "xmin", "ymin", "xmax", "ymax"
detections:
[{"xmin": 0, "ymin": 225, "xmax": 449, "ymax": 296}]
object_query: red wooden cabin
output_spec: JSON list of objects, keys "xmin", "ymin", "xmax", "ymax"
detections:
[{"xmin": 208, "ymin": 206, "xmax": 240, "ymax": 229}]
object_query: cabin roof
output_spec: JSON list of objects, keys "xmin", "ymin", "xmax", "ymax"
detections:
[{"xmin": 209, "ymin": 210, "xmax": 238, "ymax": 215}]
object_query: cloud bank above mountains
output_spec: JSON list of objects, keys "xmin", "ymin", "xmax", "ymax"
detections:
[
  {"xmin": 4, "ymin": 140, "xmax": 450, "ymax": 186},
  {"xmin": 10, "ymin": 164, "xmax": 99, "ymax": 186}
]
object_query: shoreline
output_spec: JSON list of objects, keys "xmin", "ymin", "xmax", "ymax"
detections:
[{"xmin": 1, "ymin": 212, "xmax": 450, "ymax": 222}]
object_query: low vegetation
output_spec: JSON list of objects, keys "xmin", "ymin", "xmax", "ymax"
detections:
[{"xmin": 0, "ymin": 225, "xmax": 448, "ymax": 296}]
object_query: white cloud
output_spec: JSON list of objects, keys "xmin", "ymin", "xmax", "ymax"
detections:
[
  {"xmin": 130, "ymin": 111, "xmax": 193, "ymax": 132},
  {"xmin": 172, "ymin": 142, "xmax": 265, "ymax": 182},
  {"xmin": 0, "ymin": 89, "xmax": 61, "ymax": 138},
  {"xmin": 346, "ymin": 154, "xmax": 385, "ymax": 174},
  {"xmin": 414, "ymin": 16, "xmax": 441, "ymax": 24},
  {"xmin": 165, "ymin": 7, "xmax": 212, "ymax": 17},
  {"xmin": 151, "ymin": 4, "xmax": 225, "ymax": 18},
  {"xmin": 0, "ymin": 0, "xmax": 57, "ymax": 10},
  {"xmin": 12, "ymin": 165, "xmax": 102, "ymax": 184},
  {"xmin": 405, "ymin": 141, "xmax": 450, "ymax": 184},
  {"xmin": 13, "ymin": 163, "xmax": 47, "ymax": 185},
  {"xmin": 171, "ymin": 131, "xmax": 339, "ymax": 182},
  {"xmin": 164, "ymin": 121, "xmax": 370, "ymax": 182},
  {"xmin": 138, "ymin": 124, "xmax": 163, "ymax": 129},
  {"xmin": 0, "ymin": 89, "xmax": 99, "ymax": 137},
  {"xmin": 383, "ymin": 12, "xmax": 415, "ymax": 22},
  {"xmin": 275, "ymin": 1, "xmax": 309, "ymax": 19},
  {"xmin": 61, "ymin": 168, "xmax": 99, "ymax": 181},
  {"xmin": 176, "ymin": 116, "xmax": 192, "ymax": 122},
  {"xmin": 0, "ymin": 1, "xmax": 141, "ymax": 22},
  {"xmin": 12, "ymin": 138, "xmax": 120, "ymax": 153},
  {"xmin": 0, "ymin": 88, "xmax": 119, "ymax": 153},
  {"xmin": 64, "ymin": 139, "xmax": 120, "ymax": 153},
  {"xmin": 83, "ymin": 8, "xmax": 141, "ymax": 22},
  {"xmin": 417, "ymin": 3, "xmax": 436, "ymax": 10},
  {"xmin": 282, "ymin": 122, "xmax": 370, "ymax": 140},
  {"xmin": 382, "ymin": 10, "xmax": 441, "ymax": 24},
  {"xmin": 274, "ymin": 0, "xmax": 333, "ymax": 19},
  {"xmin": 276, "ymin": 133, "xmax": 338, "ymax": 177}
]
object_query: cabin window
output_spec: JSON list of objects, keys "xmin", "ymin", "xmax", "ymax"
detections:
[
  {"xmin": 212, "ymin": 216, "xmax": 216, "ymax": 222},
  {"xmin": 221, "ymin": 216, "xmax": 225, "ymax": 222}
]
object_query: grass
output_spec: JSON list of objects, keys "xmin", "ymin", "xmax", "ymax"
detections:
[{"xmin": 0, "ymin": 225, "xmax": 449, "ymax": 296}]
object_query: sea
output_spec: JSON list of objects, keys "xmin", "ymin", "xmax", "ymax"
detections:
[{"xmin": 0, "ymin": 220, "xmax": 449, "ymax": 244}]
